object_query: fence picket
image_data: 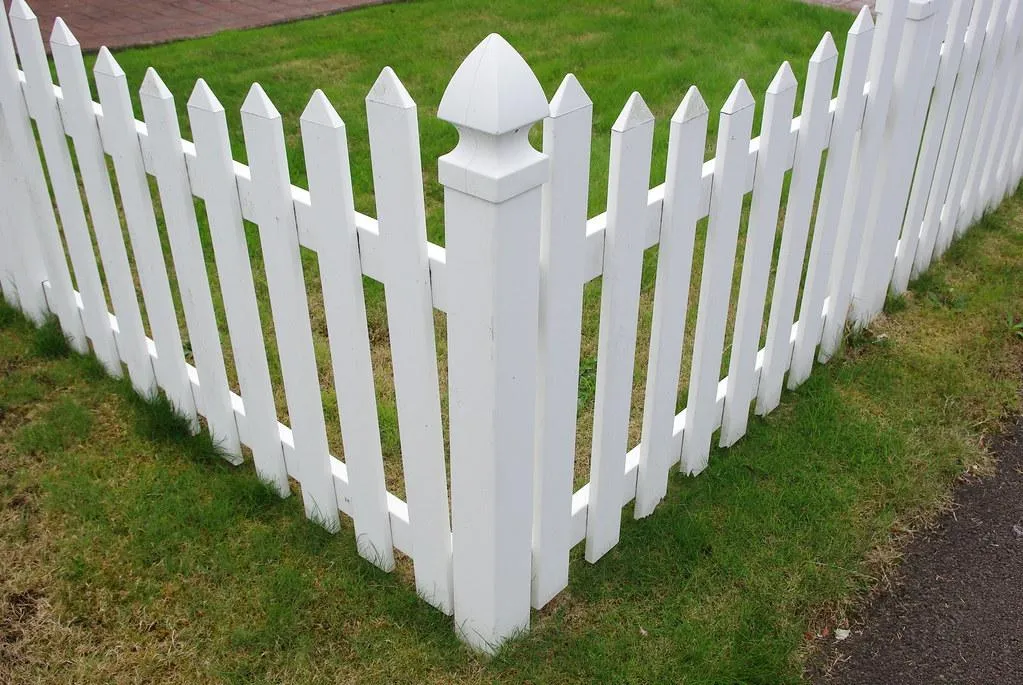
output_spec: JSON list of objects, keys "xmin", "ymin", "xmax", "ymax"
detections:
[
  {"xmin": 50, "ymin": 20, "xmax": 156, "ymax": 395},
  {"xmin": 532, "ymin": 74, "xmax": 592, "ymax": 607},
  {"xmin": 720, "ymin": 61, "xmax": 797, "ymax": 443},
  {"xmin": 585, "ymin": 93, "xmax": 655, "ymax": 563},
  {"xmin": 240, "ymin": 83, "xmax": 339, "ymax": 530},
  {"xmin": 187, "ymin": 79, "xmax": 289, "ymax": 495},
  {"xmin": 365, "ymin": 67, "xmax": 452, "ymax": 612},
  {"xmin": 915, "ymin": 0, "xmax": 996, "ymax": 274},
  {"xmin": 0, "ymin": 122, "xmax": 46, "ymax": 319},
  {"xmin": 720, "ymin": 63, "xmax": 797, "ymax": 445},
  {"xmin": 682, "ymin": 80, "xmax": 755, "ymax": 475},
  {"xmin": 93, "ymin": 50, "xmax": 198, "ymax": 423},
  {"xmin": 933, "ymin": 0, "xmax": 1013, "ymax": 256},
  {"xmin": 991, "ymin": 27, "xmax": 1023, "ymax": 203},
  {"xmin": 0, "ymin": 3, "xmax": 83, "ymax": 342},
  {"xmin": 300, "ymin": 90, "xmax": 394, "ymax": 570},
  {"xmin": 891, "ymin": 0, "xmax": 976, "ymax": 294},
  {"xmin": 9, "ymin": 1, "xmax": 119, "ymax": 370},
  {"xmin": 961, "ymin": 0, "xmax": 1023, "ymax": 227},
  {"xmin": 759, "ymin": 35, "xmax": 838, "ymax": 408},
  {"xmin": 851, "ymin": 0, "xmax": 946, "ymax": 322},
  {"xmin": 140, "ymin": 69, "xmax": 241, "ymax": 458},
  {"xmin": 820, "ymin": 0, "xmax": 910, "ymax": 358},
  {"xmin": 634, "ymin": 86, "xmax": 707, "ymax": 518}
]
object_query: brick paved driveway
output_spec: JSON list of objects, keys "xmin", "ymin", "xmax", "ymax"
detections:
[{"xmin": 6, "ymin": 0, "xmax": 392, "ymax": 52}]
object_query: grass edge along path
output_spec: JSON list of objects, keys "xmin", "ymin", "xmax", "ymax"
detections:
[{"xmin": 2, "ymin": 185, "xmax": 1023, "ymax": 683}]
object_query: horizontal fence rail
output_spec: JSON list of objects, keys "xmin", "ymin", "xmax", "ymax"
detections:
[{"xmin": 0, "ymin": 0, "xmax": 1020, "ymax": 653}]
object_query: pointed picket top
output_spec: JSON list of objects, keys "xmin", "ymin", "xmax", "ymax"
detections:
[
  {"xmin": 673, "ymin": 85, "xmax": 709, "ymax": 124},
  {"xmin": 549, "ymin": 73, "xmax": 591, "ymax": 118},
  {"xmin": 241, "ymin": 82, "xmax": 280, "ymax": 120},
  {"xmin": 49, "ymin": 16, "xmax": 77, "ymax": 47},
  {"xmin": 438, "ymin": 33, "xmax": 548, "ymax": 135},
  {"xmin": 722, "ymin": 79, "xmax": 755, "ymax": 114},
  {"xmin": 366, "ymin": 66, "xmax": 414, "ymax": 110},
  {"xmin": 811, "ymin": 32, "xmax": 838, "ymax": 63},
  {"xmin": 140, "ymin": 67, "xmax": 173, "ymax": 100},
  {"xmin": 94, "ymin": 46, "xmax": 124, "ymax": 78},
  {"xmin": 612, "ymin": 91, "xmax": 654, "ymax": 132},
  {"xmin": 850, "ymin": 5, "xmax": 875, "ymax": 34},
  {"xmin": 188, "ymin": 78, "xmax": 224, "ymax": 113},
  {"xmin": 301, "ymin": 89, "xmax": 344, "ymax": 129},
  {"xmin": 767, "ymin": 62, "xmax": 797, "ymax": 95},
  {"xmin": 9, "ymin": 0, "xmax": 36, "ymax": 22}
]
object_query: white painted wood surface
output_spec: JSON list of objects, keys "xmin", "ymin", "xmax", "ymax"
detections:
[
  {"xmin": 720, "ymin": 62, "xmax": 797, "ymax": 445},
  {"xmin": 532, "ymin": 74, "xmax": 592, "ymax": 608},
  {"xmin": 634, "ymin": 86, "xmax": 707, "ymax": 518},
  {"xmin": 681, "ymin": 80, "xmax": 755, "ymax": 475}
]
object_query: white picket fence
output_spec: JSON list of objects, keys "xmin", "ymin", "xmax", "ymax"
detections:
[{"xmin": 0, "ymin": 0, "xmax": 1020, "ymax": 652}]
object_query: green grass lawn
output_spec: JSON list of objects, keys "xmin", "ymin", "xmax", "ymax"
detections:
[
  {"xmin": 3, "ymin": 187, "xmax": 1022, "ymax": 683},
  {"xmin": 65, "ymin": 0, "xmax": 858, "ymax": 494},
  {"xmin": 6, "ymin": 1, "xmax": 1023, "ymax": 681}
]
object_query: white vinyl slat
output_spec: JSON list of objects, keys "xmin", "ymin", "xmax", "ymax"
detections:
[
  {"xmin": 759, "ymin": 35, "xmax": 838, "ymax": 409},
  {"xmin": 140, "ymin": 68, "xmax": 241, "ymax": 459},
  {"xmin": 50, "ymin": 20, "xmax": 157, "ymax": 395},
  {"xmin": 720, "ymin": 62, "xmax": 797, "ymax": 446},
  {"xmin": 851, "ymin": 0, "xmax": 946, "ymax": 323},
  {"xmin": 585, "ymin": 92, "xmax": 655, "ymax": 563},
  {"xmin": 915, "ymin": 0, "xmax": 996, "ymax": 274},
  {"xmin": 933, "ymin": 0, "xmax": 1012, "ymax": 256},
  {"xmin": 301, "ymin": 90, "xmax": 395, "ymax": 570},
  {"xmin": 240, "ymin": 83, "xmax": 339, "ymax": 530},
  {"xmin": 9, "ymin": 1, "xmax": 119, "ymax": 369},
  {"xmin": 532, "ymin": 74, "xmax": 592, "ymax": 608},
  {"xmin": 960, "ymin": 0, "xmax": 1023, "ymax": 227},
  {"xmin": 365, "ymin": 67, "xmax": 452, "ymax": 613},
  {"xmin": 634, "ymin": 86, "xmax": 707, "ymax": 518},
  {"xmin": 0, "ymin": 4, "xmax": 83, "ymax": 342},
  {"xmin": 681, "ymin": 80, "xmax": 756, "ymax": 475},
  {"xmin": 891, "ymin": 0, "xmax": 976, "ymax": 294},
  {"xmin": 93, "ymin": 49, "xmax": 198, "ymax": 422},
  {"xmin": 187, "ymin": 79, "xmax": 290, "ymax": 494},
  {"xmin": 820, "ymin": 0, "xmax": 910, "ymax": 359}
]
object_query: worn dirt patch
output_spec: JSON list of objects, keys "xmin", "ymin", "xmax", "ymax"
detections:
[{"xmin": 812, "ymin": 414, "xmax": 1023, "ymax": 683}]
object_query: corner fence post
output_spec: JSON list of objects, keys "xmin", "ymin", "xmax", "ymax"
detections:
[{"xmin": 438, "ymin": 34, "xmax": 550, "ymax": 653}]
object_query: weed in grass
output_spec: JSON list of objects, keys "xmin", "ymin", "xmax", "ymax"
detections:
[
  {"xmin": 30, "ymin": 315, "xmax": 72, "ymax": 359},
  {"xmin": 1005, "ymin": 313, "xmax": 1023, "ymax": 341}
]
